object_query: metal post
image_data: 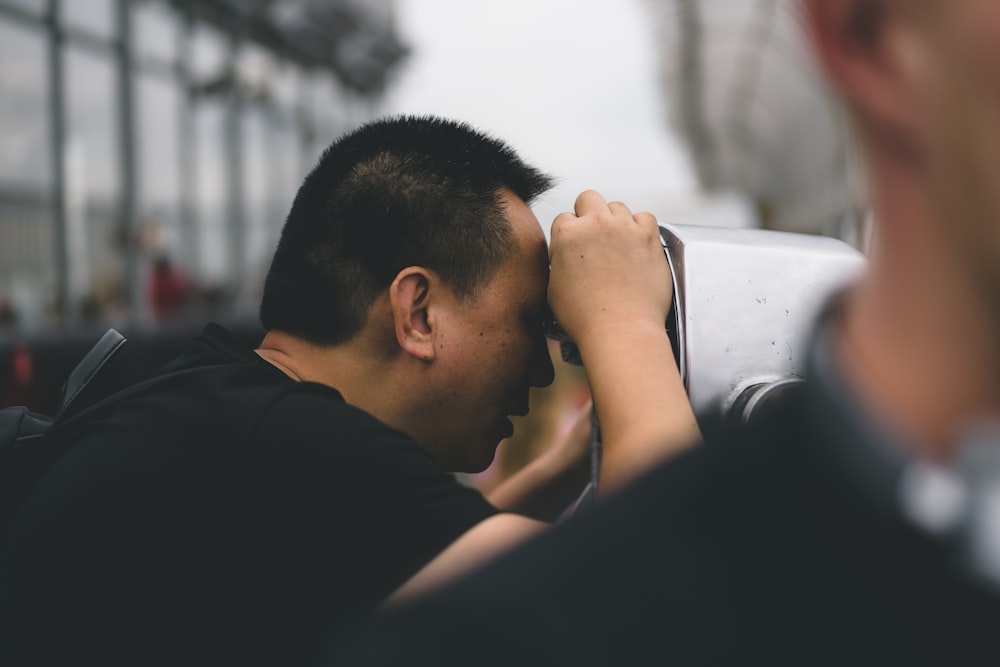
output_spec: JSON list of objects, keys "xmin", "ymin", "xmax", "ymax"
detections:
[
  {"xmin": 225, "ymin": 35, "xmax": 246, "ymax": 299},
  {"xmin": 116, "ymin": 0, "xmax": 140, "ymax": 326},
  {"xmin": 46, "ymin": 0, "xmax": 69, "ymax": 327},
  {"xmin": 177, "ymin": 9, "xmax": 199, "ymax": 280}
]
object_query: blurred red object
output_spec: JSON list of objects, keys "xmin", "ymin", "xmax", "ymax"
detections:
[
  {"xmin": 149, "ymin": 255, "xmax": 192, "ymax": 324},
  {"xmin": 1, "ymin": 343, "xmax": 41, "ymax": 409}
]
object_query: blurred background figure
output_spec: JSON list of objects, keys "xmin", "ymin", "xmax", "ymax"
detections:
[
  {"xmin": 0, "ymin": 343, "xmax": 40, "ymax": 409},
  {"xmin": 147, "ymin": 253, "xmax": 191, "ymax": 324}
]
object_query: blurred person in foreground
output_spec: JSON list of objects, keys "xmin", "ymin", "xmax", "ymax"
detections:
[
  {"xmin": 0, "ymin": 116, "xmax": 699, "ymax": 666},
  {"xmin": 332, "ymin": 1, "xmax": 1000, "ymax": 664}
]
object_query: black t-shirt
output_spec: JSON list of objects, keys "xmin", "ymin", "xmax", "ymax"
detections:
[{"xmin": 1, "ymin": 324, "xmax": 497, "ymax": 666}]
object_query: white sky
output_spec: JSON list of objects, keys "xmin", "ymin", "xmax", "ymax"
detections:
[{"xmin": 378, "ymin": 0, "xmax": 699, "ymax": 234}]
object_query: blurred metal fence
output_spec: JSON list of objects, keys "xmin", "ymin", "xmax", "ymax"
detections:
[{"xmin": 0, "ymin": 0, "xmax": 406, "ymax": 337}]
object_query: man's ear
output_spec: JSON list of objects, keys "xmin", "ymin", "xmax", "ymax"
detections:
[
  {"xmin": 804, "ymin": 0, "xmax": 921, "ymax": 150},
  {"xmin": 389, "ymin": 267, "xmax": 437, "ymax": 362}
]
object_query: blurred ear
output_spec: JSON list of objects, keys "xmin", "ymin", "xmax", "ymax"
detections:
[
  {"xmin": 388, "ymin": 267, "xmax": 437, "ymax": 362},
  {"xmin": 804, "ymin": 0, "xmax": 921, "ymax": 149}
]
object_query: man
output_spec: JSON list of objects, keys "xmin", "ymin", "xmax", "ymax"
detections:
[
  {"xmin": 332, "ymin": 2, "xmax": 1000, "ymax": 665},
  {"xmin": 0, "ymin": 116, "xmax": 698, "ymax": 666}
]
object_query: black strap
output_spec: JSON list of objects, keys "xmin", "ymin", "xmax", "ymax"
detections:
[
  {"xmin": 38, "ymin": 328, "xmax": 233, "ymax": 438},
  {"xmin": 56, "ymin": 329, "xmax": 127, "ymax": 420},
  {"xmin": 47, "ymin": 363, "xmax": 228, "ymax": 439}
]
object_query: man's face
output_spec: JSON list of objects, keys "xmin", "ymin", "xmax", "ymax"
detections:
[{"xmin": 416, "ymin": 191, "xmax": 555, "ymax": 472}]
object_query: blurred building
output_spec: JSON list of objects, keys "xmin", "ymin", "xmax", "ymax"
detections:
[
  {"xmin": 649, "ymin": 0, "xmax": 868, "ymax": 247},
  {"xmin": 0, "ymin": 0, "xmax": 407, "ymax": 335}
]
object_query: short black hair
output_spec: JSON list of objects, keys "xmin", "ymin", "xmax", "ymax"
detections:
[{"xmin": 259, "ymin": 115, "xmax": 555, "ymax": 345}]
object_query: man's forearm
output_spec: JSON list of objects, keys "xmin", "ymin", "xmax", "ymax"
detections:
[
  {"xmin": 546, "ymin": 190, "xmax": 700, "ymax": 500},
  {"xmin": 578, "ymin": 322, "xmax": 700, "ymax": 498}
]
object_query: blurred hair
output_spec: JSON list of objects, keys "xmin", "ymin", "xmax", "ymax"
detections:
[{"xmin": 259, "ymin": 115, "xmax": 555, "ymax": 345}]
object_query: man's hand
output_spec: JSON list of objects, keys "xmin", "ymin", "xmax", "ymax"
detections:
[
  {"xmin": 485, "ymin": 400, "xmax": 594, "ymax": 522},
  {"xmin": 548, "ymin": 190, "xmax": 673, "ymax": 345},
  {"xmin": 547, "ymin": 190, "xmax": 699, "ymax": 497}
]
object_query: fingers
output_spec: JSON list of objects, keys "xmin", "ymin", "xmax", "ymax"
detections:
[
  {"xmin": 572, "ymin": 190, "xmax": 634, "ymax": 222},
  {"xmin": 607, "ymin": 200, "xmax": 634, "ymax": 220},
  {"xmin": 573, "ymin": 189, "xmax": 608, "ymax": 217},
  {"xmin": 562, "ymin": 189, "xmax": 656, "ymax": 229},
  {"xmin": 549, "ymin": 189, "xmax": 670, "ymax": 313},
  {"xmin": 549, "ymin": 211, "xmax": 578, "ymax": 258},
  {"xmin": 551, "ymin": 210, "xmax": 578, "ymax": 229},
  {"xmin": 632, "ymin": 210, "xmax": 661, "ymax": 236},
  {"xmin": 550, "ymin": 195, "xmax": 660, "ymax": 267}
]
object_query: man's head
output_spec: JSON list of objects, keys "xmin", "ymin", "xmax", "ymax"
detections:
[
  {"xmin": 805, "ymin": 0, "xmax": 1000, "ymax": 309},
  {"xmin": 803, "ymin": 0, "xmax": 1000, "ymax": 452},
  {"xmin": 260, "ymin": 115, "xmax": 554, "ymax": 345},
  {"xmin": 259, "ymin": 116, "xmax": 557, "ymax": 472}
]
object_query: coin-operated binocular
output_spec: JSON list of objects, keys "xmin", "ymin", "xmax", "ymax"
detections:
[{"xmin": 549, "ymin": 224, "xmax": 866, "ymax": 512}]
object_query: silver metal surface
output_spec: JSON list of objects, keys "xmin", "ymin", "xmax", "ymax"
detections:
[
  {"xmin": 549, "ymin": 224, "xmax": 865, "ymax": 507},
  {"xmin": 661, "ymin": 223, "xmax": 865, "ymax": 417}
]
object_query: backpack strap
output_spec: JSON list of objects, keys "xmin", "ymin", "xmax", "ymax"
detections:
[
  {"xmin": 0, "ymin": 407, "xmax": 50, "ymax": 450},
  {"xmin": 2, "ymin": 333, "xmax": 228, "ymax": 542},
  {"xmin": 56, "ymin": 329, "xmax": 127, "ymax": 420},
  {"xmin": 48, "ymin": 363, "xmax": 229, "ymax": 438},
  {"xmin": 49, "ymin": 328, "xmax": 223, "ymax": 433}
]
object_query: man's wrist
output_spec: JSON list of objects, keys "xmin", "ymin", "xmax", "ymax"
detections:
[{"xmin": 573, "ymin": 321, "xmax": 672, "ymax": 365}]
